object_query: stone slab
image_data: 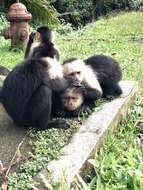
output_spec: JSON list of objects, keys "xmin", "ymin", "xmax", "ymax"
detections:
[
  {"xmin": 0, "ymin": 76, "xmax": 31, "ymax": 168},
  {"xmin": 30, "ymin": 81, "xmax": 138, "ymax": 189},
  {"xmin": 0, "ymin": 105, "xmax": 31, "ymax": 168}
]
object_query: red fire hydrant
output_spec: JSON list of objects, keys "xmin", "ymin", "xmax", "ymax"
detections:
[{"xmin": 0, "ymin": 0, "xmax": 32, "ymax": 48}]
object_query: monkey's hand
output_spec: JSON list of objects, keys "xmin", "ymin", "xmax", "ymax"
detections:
[
  {"xmin": 57, "ymin": 110, "xmax": 66, "ymax": 118},
  {"xmin": 104, "ymin": 95, "xmax": 115, "ymax": 101},
  {"xmin": 83, "ymin": 88, "xmax": 102, "ymax": 100},
  {"xmin": 29, "ymin": 32, "xmax": 36, "ymax": 43},
  {"xmin": 69, "ymin": 80, "xmax": 85, "ymax": 89},
  {"xmin": 72, "ymin": 105, "xmax": 92, "ymax": 118}
]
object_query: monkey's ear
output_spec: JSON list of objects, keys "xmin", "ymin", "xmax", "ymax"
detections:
[{"xmin": 34, "ymin": 32, "xmax": 41, "ymax": 42}]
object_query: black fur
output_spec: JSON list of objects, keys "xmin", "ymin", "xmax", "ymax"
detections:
[{"xmin": 84, "ymin": 54, "xmax": 122, "ymax": 99}]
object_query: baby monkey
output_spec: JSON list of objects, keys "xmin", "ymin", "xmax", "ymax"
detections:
[{"xmin": 52, "ymin": 82, "xmax": 94, "ymax": 118}]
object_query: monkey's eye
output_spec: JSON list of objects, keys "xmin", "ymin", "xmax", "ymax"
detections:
[
  {"xmin": 69, "ymin": 73, "xmax": 74, "ymax": 76},
  {"xmin": 72, "ymin": 97, "xmax": 77, "ymax": 100}
]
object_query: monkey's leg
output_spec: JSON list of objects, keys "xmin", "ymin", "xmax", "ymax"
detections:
[
  {"xmin": 114, "ymin": 83, "xmax": 123, "ymax": 95},
  {"xmin": 84, "ymin": 87, "xmax": 102, "ymax": 99},
  {"xmin": 102, "ymin": 83, "xmax": 122, "ymax": 100},
  {"xmin": 28, "ymin": 85, "xmax": 69, "ymax": 130}
]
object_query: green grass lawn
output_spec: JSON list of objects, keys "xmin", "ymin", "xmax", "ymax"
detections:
[{"xmin": 0, "ymin": 11, "xmax": 143, "ymax": 189}]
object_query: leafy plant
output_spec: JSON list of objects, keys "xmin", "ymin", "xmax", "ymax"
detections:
[
  {"xmin": 53, "ymin": 0, "xmax": 93, "ymax": 27},
  {"xmin": 4, "ymin": 0, "xmax": 59, "ymax": 26}
]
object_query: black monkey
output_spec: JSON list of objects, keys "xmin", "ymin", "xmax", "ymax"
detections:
[
  {"xmin": 24, "ymin": 26, "xmax": 60, "ymax": 61},
  {"xmin": 0, "ymin": 26, "xmax": 69, "ymax": 130},
  {"xmin": 63, "ymin": 55, "xmax": 122, "ymax": 100},
  {"xmin": 84, "ymin": 55, "xmax": 122, "ymax": 99}
]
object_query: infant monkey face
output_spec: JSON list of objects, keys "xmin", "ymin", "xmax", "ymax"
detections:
[{"xmin": 61, "ymin": 88, "xmax": 84, "ymax": 111}]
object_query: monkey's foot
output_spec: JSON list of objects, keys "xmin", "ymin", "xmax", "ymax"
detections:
[{"xmin": 104, "ymin": 95, "xmax": 115, "ymax": 101}]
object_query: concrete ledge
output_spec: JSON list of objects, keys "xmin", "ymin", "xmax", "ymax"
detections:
[{"xmin": 30, "ymin": 81, "xmax": 138, "ymax": 189}]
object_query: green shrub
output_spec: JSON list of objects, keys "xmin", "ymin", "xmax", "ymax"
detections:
[
  {"xmin": 0, "ymin": 13, "xmax": 9, "ymax": 30},
  {"xmin": 53, "ymin": 0, "xmax": 143, "ymax": 27},
  {"xmin": 53, "ymin": 0, "xmax": 93, "ymax": 27},
  {"xmin": 104, "ymin": 0, "xmax": 143, "ymax": 11}
]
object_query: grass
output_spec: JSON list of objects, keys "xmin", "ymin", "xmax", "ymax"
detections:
[
  {"xmin": 73, "ymin": 99, "xmax": 143, "ymax": 190},
  {"xmin": 0, "ymin": 11, "xmax": 143, "ymax": 189}
]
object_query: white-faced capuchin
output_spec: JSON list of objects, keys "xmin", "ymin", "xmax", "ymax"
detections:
[
  {"xmin": 63, "ymin": 55, "xmax": 122, "ymax": 100},
  {"xmin": 52, "ymin": 82, "xmax": 95, "ymax": 118}
]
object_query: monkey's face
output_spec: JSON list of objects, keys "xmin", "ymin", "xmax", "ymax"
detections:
[
  {"xmin": 65, "ymin": 71, "xmax": 83, "ymax": 83},
  {"xmin": 63, "ymin": 59, "xmax": 85, "ymax": 83},
  {"xmin": 61, "ymin": 88, "xmax": 84, "ymax": 111}
]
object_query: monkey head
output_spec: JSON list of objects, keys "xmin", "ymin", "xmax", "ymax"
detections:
[
  {"xmin": 37, "ymin": 26, "xmax": 53, "ymax": 43},
  {"xmin": 61, "ymin": 86, "xmax": 84, "ymax": 111},
  {"xmin": 62, "ymin": 58, "xmax": 85, "ymax": 83}
]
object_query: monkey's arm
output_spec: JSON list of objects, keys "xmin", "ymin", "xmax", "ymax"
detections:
[
  {"xmin": 83, "ymin": 87, "xmax": 102, "ymax": 100},
  {"xmin": 47, "ymin": 78, "xmax": 71, "ymax": 92},
  {"xmin": 83, "ymin": 65, "xmax": 103, "ymax": 100},
  {"xmin": 24, "ymin": 32, "xmax": 35, "ymax": 58},
  {"xmin": 52, "ymin": 107, "xmax": 67, "ymax": 118},
  {"xmin": 72, "ymin": 102, "xmax": 94, "ymax": 117},
  {"xmin": 69, "ymin": 81, "xmax": 102, "ymax": 99},
  {"xmin": 83, "ymin": 78, "xmax": 102, "ymax": 99}
]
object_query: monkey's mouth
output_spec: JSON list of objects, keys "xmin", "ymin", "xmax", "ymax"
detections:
[{"xmin": 64, "ymin": 105, "xmax": 77, "ymax": 111}]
